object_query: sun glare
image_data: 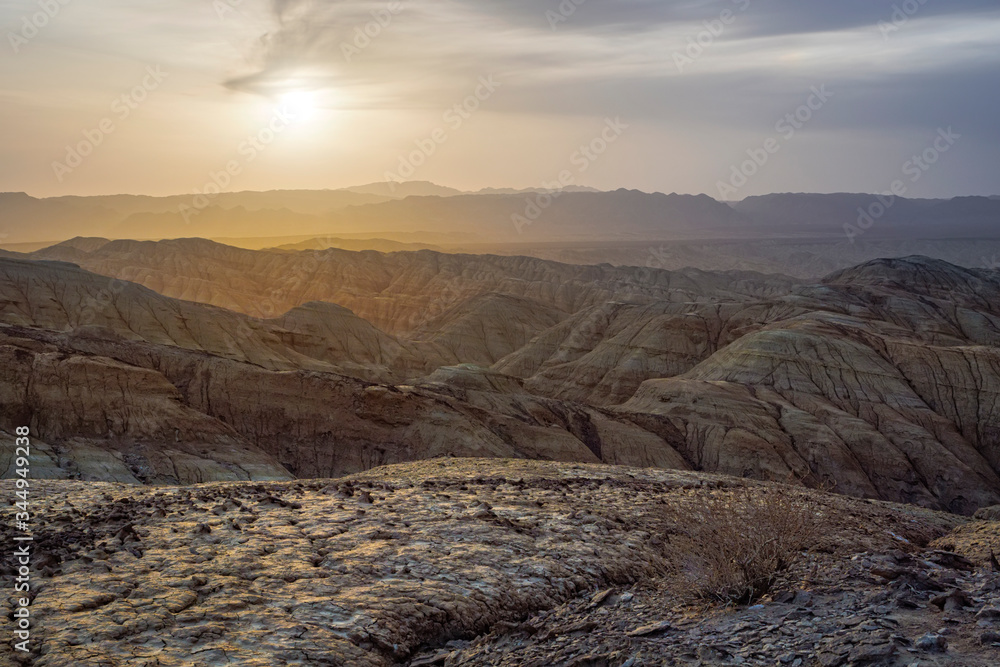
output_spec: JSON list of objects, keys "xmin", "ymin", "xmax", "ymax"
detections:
[{"xmin": 280, "ymin": 91, "xmax": 317, "ymax": 122}]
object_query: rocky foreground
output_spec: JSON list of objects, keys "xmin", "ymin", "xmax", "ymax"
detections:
[{"xmin": 4, "ymin": 459, "xmax": 1000, "ymax": 666}]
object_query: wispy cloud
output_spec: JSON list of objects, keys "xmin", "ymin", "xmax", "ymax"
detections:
[{"xmin": 2, "ymin": 0, "xmax": 999, "ymax": 197}]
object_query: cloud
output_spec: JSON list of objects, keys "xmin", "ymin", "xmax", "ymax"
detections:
[
  {"xmin": 3, "ymin": 0, "xmax": 997, "ymax": 197},
  {"xmin": 223, "ymin": 0, "xmax": 1000, "ymax": 107},
  {"xmin": 468, "ymin": 0, "xmax": 1000, "ymax": 37}
]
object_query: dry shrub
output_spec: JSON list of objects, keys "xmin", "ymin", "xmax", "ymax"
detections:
[{"xmin": 667, "ymin": 485, "xmax": 822, "ymax": 605}]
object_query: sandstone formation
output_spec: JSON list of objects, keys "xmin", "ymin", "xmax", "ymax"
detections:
[
  {"xmin": 26, "ymin": 238, "xmax": 796, "ymax": 330},
  {"xmin": 409, "ymin": 293, "xmax": 566, "ymax": 367},
  {"xmin": 2, "ymin": 249, "xmax": 1000, "ymax": 513},
  {"xmin": 0, "ymin": 321, "xmax": 689, "ymax": 482},
  {"xmin": 0, "ymin": 256, "xmax": 425, "ymax": 380},
  {"xmin": 612, "ymin": 258, "xmax": 1000, "ymax": 515},
  {"xmin": 0, "ymin": 257, "xmax": 690, "ymax": 482}
]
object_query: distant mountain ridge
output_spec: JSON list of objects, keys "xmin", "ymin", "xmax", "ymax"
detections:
[
  {"xmin": 734, "ymin": 192, "xmax": 1000, "ymax": 239},
  {"xmin": 342, "ymin": 181, "xmax": 464, "ymax": 198},
  {"xmin": 2, "ymin": 187, "xmax": 998, "ymax": 247}
]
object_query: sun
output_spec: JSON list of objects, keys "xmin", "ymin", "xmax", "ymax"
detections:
[{"xmin": 280, "ymin": 91, "xmax": 317, "ymax": 122}]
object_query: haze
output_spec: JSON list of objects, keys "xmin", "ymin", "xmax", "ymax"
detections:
[{"xmin": 2, "ymin": 0, "xmax": 999, "ymax": 199}]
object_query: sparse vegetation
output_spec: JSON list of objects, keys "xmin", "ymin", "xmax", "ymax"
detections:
[{"xmin": 667, "ymin": 486, "xmax": 823, "ymax": 605}]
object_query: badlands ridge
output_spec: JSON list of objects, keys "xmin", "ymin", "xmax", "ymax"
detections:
[{"xmin": 0, "ymin": 239, "xmax": 998, "ymax": 514}]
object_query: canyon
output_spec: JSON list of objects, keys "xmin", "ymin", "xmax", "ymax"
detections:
[{"xmin": 1, "ymin": 242, "xmax": 998, "ymax": 515}]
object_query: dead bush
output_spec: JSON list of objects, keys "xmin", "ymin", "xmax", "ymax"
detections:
[{"xmin": 666, "ymin": 485, "xmax": 822, "ymax": 605}]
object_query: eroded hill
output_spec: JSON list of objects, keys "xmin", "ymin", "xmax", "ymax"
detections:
[{"xmin": 1, "ymin": 247, "xmax": 999, "ymax": 513}]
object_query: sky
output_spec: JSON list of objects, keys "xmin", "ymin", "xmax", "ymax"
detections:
[{"xmin": 1, "ymin": 0, "xmax": 999, "ymax": 199}]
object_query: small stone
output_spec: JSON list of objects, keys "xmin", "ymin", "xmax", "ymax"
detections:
[
  {"xmin": 697, "ymin": 646, "xmax": 721, "ymax": 661},
  {"xmin": 977, "ymin": 606, "xmax": 1000, "ymax": 620},
  {"xmin": 973, "ymin": 505, "xmax": 1000, "ymax": 521},
  {"xmin": 848, "ymin": 643, "xmax": 896, "ymax": 663},
  {"xmin": 409, "ymin": 651, "xmax": 449, "ymax": 667},
  {"xmin": 926, "ymin": 551, "xmax": 976, "ymax": 571},
  {"xmin": 775, "ymin": 590, "xmax": 797, "ymax": 604},
  {"xmin": 915, "ymin": 633, "xmax": 947, "ymax": 652},
  {"xmin": 627, "ymin": 620, "xmax": 673, "ymax": 637},
  {"xmin": 817, "ymin": 652, "xmax": 846, "ymax": 667},
  {"xmin": 589, "ymin": 589, "xmax": 613, "ymax": 608},
  {"xmin": 981, "ymin": 631, "xmax": 1000, "ymax": 645},
  {"xmin": 793, "ymin": 591, "xmax": 814, "ymax": 607},
  {"xmin": 930, "ymin": 590, "xmax": 972, "ymax": 612},
  {"xmin": 871, "ymin": 566, "xmax": 903, "ymax": 580}
]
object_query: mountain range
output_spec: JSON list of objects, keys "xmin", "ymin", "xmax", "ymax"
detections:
[{"xmin": 3, "ymin": 187, "xmax": 998, "ymax": 249}]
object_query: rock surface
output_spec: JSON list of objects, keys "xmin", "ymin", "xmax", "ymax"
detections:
[{"xmin": 6, "ymin": 458, "xmax": 1000, "ymax": 667}]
